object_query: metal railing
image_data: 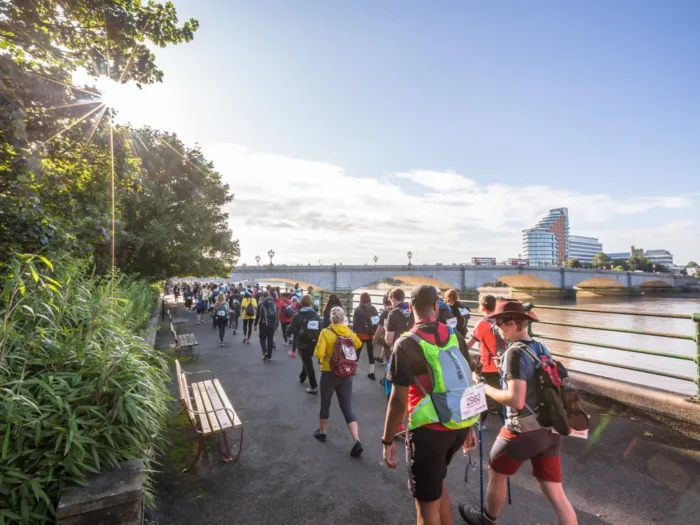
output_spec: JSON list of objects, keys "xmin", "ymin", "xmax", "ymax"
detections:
[{"xmin": 308, "ymin": 288, "xmax": 700, "ymax": 399}]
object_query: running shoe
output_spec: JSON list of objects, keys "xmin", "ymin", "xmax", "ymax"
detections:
[
  {"xmin": 233, "ymin": 330, "xmax": 237, "ymax": 335},
  {"xmin": 350, "ymin": 441, "xmax": 363, "ymax": 458},
  {"xmin": 458, "ymin": 504, "xmax": 496, "ymax": 524},
  {"xmin": 314, "ymin": 429, "xmax": 326, "ymax": 442},
  {"xmin": 367, "ymin": 372, "xmax": 376, "ymax": 381},
  {"xmin": 375, "ymin": 356, "xmax": 384, "ymax": 364},
  {"xmin": 290, "ymin": 351, "xmax": 297, "ymax": 357},
  {"xmin": 306, "ymin": 387, "xmax": 318, "ymax": 394},
  {"xmin": 242, "ymin": 337, "xmax": 247, "ymax": 343},
  {"xmin": 263, "ymin": 354, "xmax": 271, "ymax": 361},
  {"xmin": 220, "ymin": 342, "xmax": 224, "ymax": 347},
  {"xmin": 288, "ymin": 350, "xmax": 295, "ymax": 357}
]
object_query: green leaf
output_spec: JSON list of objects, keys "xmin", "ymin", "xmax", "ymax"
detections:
[
  {"xmin": 37, "ymin": 256, "xmax": 53, "ymax": 270},
  {"xmin": 29, "ymin": 263, "xmax": 39, "ymax": 282},
  {"xmin": 1, "ymin": 426, "xmax": 9, "ymax": 460}
]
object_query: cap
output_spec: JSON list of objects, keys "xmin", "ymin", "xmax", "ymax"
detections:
[{"xmin": 410, "ymin": 285, "xmax": 440, "ymax": 311}]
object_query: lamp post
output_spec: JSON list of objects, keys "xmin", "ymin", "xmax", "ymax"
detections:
[
  {"xmin": 373, "ymin": 255, "xmax": 378, "ymax": 266},
  {"xmin": 255, "ymin": 255, "xmax": 261, "ymax": 266},
  {"xmin": 268, "ymin": 250, "xmax": 275, "ymax": 266},
  {"xmin": 407, "ymin": 251, "xmax": 413, "ymax": 266}
]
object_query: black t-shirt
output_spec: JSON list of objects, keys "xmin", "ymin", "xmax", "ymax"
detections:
[
  {"xmin": 387, "ymin": 321, "xmax": 470, "ymax": 387},
  {"xmin": 385, "ymin": 302, "xmax": 413, "ymax": 335},
  {"xmin": 183, "ymin": 291, "xmax": 193, "ymax": 301}
]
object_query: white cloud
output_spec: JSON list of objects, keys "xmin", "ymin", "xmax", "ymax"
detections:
[{"xmin": 200, "ymin": 144, "xmax": 697, "ymax": 265}]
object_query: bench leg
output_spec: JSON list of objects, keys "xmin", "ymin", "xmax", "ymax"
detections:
[
  {"xmin": 182, "ymin": 435, "xmax": 205, "ymax": 473},
  {"xmin": 221, "ymin": 426, "xmax": 243, "ymax": 462}
]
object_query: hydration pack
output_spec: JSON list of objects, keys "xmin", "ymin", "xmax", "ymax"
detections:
[
  {"xmin": 329, "ymin": 328, "xmax": 358, "ymax": 378},
  {"xmin": 215, "ymin": 304, "xmax": 228, "ymax": 318},
  {"xmin": 244, "ymin": 299, "xmax": 255, "ymax": 317}
]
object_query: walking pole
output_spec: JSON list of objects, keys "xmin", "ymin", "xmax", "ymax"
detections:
[{"xmin": 478, "ymin": 424, "xmax": 484, "ymax": 515}]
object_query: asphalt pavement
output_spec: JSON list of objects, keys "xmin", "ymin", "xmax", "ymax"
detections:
[{"xmin": 150, "ymin": 299, "xmax": 700, "ymax": 525}]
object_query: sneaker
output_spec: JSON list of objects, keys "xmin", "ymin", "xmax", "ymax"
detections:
[
  {"xmin": 242, "ymin": 337, "xmax": 247, "ymax": 343},
  {"xmin": 264, "ymin": 354, "xmax": 271, "ymax": 361},
  {"xmin": 299, "ymin": 374, "xmax": 307, "ymax": 384},
  {"xmin": 306, "ymin": 387, "xmax": 318, "ymax": 394},
  {"xmin": 288, "ymin": 350, "xmax": 295, "ymax": 357},
  {"xmin": 367, "ymin": 372, "xmax": 376, "ymax": 381},
  {"xmin": 233, "ymin": 330, "xmax": 237, "ymax": 335},
  {"xmin": 290, "ymin": 351, "xmax": 297, "ymax": 358},
  {"xmin": 375, "ymin": 356, "xmax": 384, "ymax": 364},
  {"xmin": 220, "ymin": 342, "xmax": 224, "ymax": 347},
  {"xmin": 458, "ymin": 504, "xmax": 496, "ymax": 525},
  {"xmin": 314, "ymin": 429, "xmax": 326, "ymax": 442},
  {"xmin": 350, "ymin": 440, "xmax": 363, "ymax": 458}
]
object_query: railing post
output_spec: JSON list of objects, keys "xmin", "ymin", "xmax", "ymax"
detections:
[
  {"xmin": 346, "ymin": 291, "xmax": 353, "ymax": 317},
  {"xmin": 319, "ymin": 291, "xmax": 325, "ymax": 313},
  {"xmin": 694, "ymin": 313, "xmax": 700, "ymax": 400},
  {"xmin": 524, "ymin": 302, "xmax": 535, "ymax": 337}
]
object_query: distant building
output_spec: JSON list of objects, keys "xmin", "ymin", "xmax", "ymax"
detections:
[
  {"xmin": 644, "ymin": 249, "xmax": 674, "ymax": 268},
  {"xmin": 471, "ymin": 257, "xmax": 497, "ymax": 265},
  {"xmin": 607, "ymin": 245, "xmax": 645, "ymax": 261},
  {"xmin": 522, "ymin": 208, "xmax": 569, "ymax": 266},
  {"xmin": 568, "ymin": 235, "xmax": 603, "ymax": 264}
]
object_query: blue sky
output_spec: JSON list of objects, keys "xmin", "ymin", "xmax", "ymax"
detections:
[{"xmin": 97, "ymin": 0, "xmax": 700, "ymax": 265}]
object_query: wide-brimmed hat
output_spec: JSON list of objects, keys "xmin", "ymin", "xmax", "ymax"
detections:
[{"xmin": 485, "ymin": 299, "xmax": 538, "ymax": 322}]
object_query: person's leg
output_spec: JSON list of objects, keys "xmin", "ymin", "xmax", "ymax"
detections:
[
  {"xmin": 259, "ymin": 325, "xmax": 267, "ymax": 355},
  {"xmin": 319, "ymin": 372, "xmax": 334, "ymax": 433},
  {"xmin": 484, "ymin": 468, "xmax": 509, "ymax": 518},
  {"xmin": 366, "ymin": 340, "xmax": 375, "ymax": 364},
  {"xmin": 266, "ymin": 328, "xmax": 275, "ymax": 357},
  {"xmin": 301, "ymin": 347, "xmax": 318, "ymax": 389},
  {"xmin": 539, "ymin": 481, "xmax": 577, "ymax": 525},
  {"xmin": 233, "ymin": 313, "xmax": 239, "ymax": 332},
  {"xmin": 438, "ymin": 484, "xmax": 454, "ymax": 525},
  {"xmin": 218, "ymin": 319, "xmax": 226, "ymax": 342},
  {"xmin": 335, "ymin": 377, "xmax": 359, "ymax": 440},
  {"xmin": 281, "ymin": 322, "xmax": 289, "ymax": 343}
]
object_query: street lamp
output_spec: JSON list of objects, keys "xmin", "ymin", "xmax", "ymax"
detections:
[
  {"xmin": 407, "ymin": 251, "xmax": 413, "ymax": 266},
  {"xmin": 373, "ymin": 255, "xmax": 378, "ymax": 266},
  {"xmin": 255, "ymin": 255, "xmax": 261, "ymax": 266},
  {"xmin": 268, "ymin": 249, "xmax": 275, "ymax": 266}
]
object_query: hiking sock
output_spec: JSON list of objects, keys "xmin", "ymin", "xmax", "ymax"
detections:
[
  {"xmin": 369, "ymin": 364, "xmax": 375, "ymax": 374},
  {"xmin": 483, "ymin": 508, "xmax": 498, "ymax": 524}
]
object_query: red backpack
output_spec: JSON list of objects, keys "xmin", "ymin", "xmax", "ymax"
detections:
[{"xmin": 329, "ymin": 328, "xmax": 358, "ymax": 378}]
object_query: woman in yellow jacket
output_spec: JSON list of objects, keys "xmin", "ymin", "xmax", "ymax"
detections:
[
  {"xmin": 240, "ymin": 291, "xmax": 257, "ymax": 344},
  {"xmin": 313, "ymin": 306, "xmax": 364, "ymax": 458}
]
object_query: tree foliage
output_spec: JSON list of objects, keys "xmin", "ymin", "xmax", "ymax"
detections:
[
  {"xmin": 687, "ymin": 261, "xmax": 698, "ymax": 268},
  {"xmin": 591, "ymin": 252, "xmax": 611, "ymax": 269},
  {"xmin": 0, "ymin": 0, "xmax": 239, "ymax": 278},
  {"xmin": 565, "ymin": 258, "xmax": 581, "ymax": 268}
]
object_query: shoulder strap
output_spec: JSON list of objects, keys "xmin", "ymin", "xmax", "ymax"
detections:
[{"xmin": 511, "ymin": 341, "xmax": 540, "ymax": 364}]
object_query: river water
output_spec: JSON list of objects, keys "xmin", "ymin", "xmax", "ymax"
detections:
[{"xmin": 351, "ymin": 286, "xmax": 700, "ymax": 396}]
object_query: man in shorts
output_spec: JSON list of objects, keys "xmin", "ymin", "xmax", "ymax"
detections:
[
  {"xmin": 459, "ymin": 299, "xmax": 577, "ymax": 525},
  {"xmin": 383, "ymin": 285, "xmax": 476, "ymax": 525}
]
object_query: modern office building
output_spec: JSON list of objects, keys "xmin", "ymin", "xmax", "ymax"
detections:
[
  {"xmin": 568, "ymin": 235, "xmax": 603, "ymax": 264},
  {"xmin": 606, "ymin": 247, "xmax": 674, "ymax": 268},
  {"xmin": 522, "ymin": 208, "xmax": 569, "ymax": 266}
]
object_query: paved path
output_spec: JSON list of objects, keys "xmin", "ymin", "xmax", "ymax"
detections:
[{"xmin": 151, "ymin": 299, "xmax": 700, "ymax": 525}]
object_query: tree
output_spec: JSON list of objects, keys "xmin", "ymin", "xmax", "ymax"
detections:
[
  {"xmin": 628, "ymin": 255, "xmax": 654, "ymax": 273},
  {"xmin": 566, "ymin": 258, "xmax": 581, "ymax": 268},
  {"xmin": 688, "ymin": 261, "xmax": 698, "ymax": 268},
  {"xmin": 591, "ymin": 252, "xmax": 611, "ymax": 269},
  {"xmin": 612, "ymin": 258, "xmax": 629, "ymax": 271}
]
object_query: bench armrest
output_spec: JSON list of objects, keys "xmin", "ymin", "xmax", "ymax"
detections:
[{"xmin": 184, "ymin": 370, "xmax": 215, "ymax": 380}]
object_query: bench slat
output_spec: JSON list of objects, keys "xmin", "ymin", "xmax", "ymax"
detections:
[
  {"xmin": 213, "ymin": 379, "xmax": 241, "ymax": 427},
  {"xmin": 191, "ymin": 383, "xmax": 211, "ymax": 435},
  {"xmin": 195, "ymin": 381, "xmax": 221, "ymax": 434},
  {"xmin": 203, "ymin": 380, "xmax": 232, "ymax": 430}
]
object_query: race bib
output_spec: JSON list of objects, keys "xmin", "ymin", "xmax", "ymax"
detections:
[
  {"xmin": 307, "ymin": 320, "xmax": 319, "ymax": 330},
  {"xmin": 446, "ymin": 317, "xmax": 458, "ymax": 328},
  {"xmin": 371, "ymin": 316, "xmax": 380, "ymax": 325},
  {"xmin": 342, "ymin": 344, "xmax": 357, "ymax": 360},
  {"xmin": 458, "ymin": 308, "xmax": 470, "ymax": 316},
  {"xmin": 459, "ymin": 384, "xmax": 488, "ymax": 420},
  {"xmin": 314, "ymin": 298, "xmax": 320, "ymax": 306}
]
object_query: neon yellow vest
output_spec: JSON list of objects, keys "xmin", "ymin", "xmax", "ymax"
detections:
[{"xmin": 408, "ymin": 329, "xmax": 480, "ymax": 430}]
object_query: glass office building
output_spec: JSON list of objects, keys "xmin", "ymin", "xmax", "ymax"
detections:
[
  {"xmin": 569, "ymin": 235, "xmax": 603, "ymax": 264},
  {"xmin": 522, "ymin": 208, "xmax": 569, "ymax": 266}
]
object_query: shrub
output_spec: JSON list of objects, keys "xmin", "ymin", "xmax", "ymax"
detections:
[{"xmin": 0, "ymin": 255, "xmax": 169, "ymax": 524}]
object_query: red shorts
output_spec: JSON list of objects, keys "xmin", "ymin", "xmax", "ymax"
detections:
[{"xmin": 489, "ymin": 427, "xmax": 562, "ymax": 482}]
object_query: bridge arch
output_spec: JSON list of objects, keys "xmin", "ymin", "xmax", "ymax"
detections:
[
  {"xmin": 470, "ymin": 272, "xmax": 559, "ymax": 289},
  {"xmin": 353, "ymin": 275, "xmax": 457, "ymax": 292},
  {"xmin": 573, "ymin": 277, "xmax": 626, "ymax": 289},
  {"xmin": 638, "ymin": 279, "xmax": 673, "ymax": 288}
]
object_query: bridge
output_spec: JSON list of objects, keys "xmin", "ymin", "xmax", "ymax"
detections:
[{"xmin": 230, "ymin": 264, "xmax": 699, "ymax": 293}]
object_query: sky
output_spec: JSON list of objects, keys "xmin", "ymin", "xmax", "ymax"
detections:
[{"xmin": 81, "ymin": 0, "xmax": 700, "ymax": 265}]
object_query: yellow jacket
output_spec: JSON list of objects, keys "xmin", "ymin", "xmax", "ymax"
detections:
[
  {"xmin": 314, "ymin": 324, "xmax": 362, "ymax": 372},
  {"xmin": 241, "ymin": 297, "xmax": 258, "ymax": 320}
]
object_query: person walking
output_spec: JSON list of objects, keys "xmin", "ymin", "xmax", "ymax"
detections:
[
  {"xmin": 373, "ymin": 293, "xmax": 393, "ymax": 364},
  {"xmin": 383, "ymin": 285, "xmax": 478, "ymax": 525},
  {"xmin": 277, "ymin": 293, "xmax": 293, "ymax": 346},
  {"xmin": 444, "ymin": 289, "xmax": 471, "ymax": 338},
  {"xmin": 255, "ymin": 291, "xmax": 279, "ymax": 360},
  {"xmin": 183, "ymin": 286, "xmax": 193, "ymax": 310},
  {"xmin": 313, "ymin": 306, "xmax": 364, "ymax": 457},
  {"xmin": 322, "ymin": 293, "xmax": 343, "ymax": 328},
  {"xmin": 228, "ymin": 288, "xmax": 242, "ymax": 334},
  {"xmin": 173, "ymin": 283, "xmax": 180, "ymax": 303},
  {"xmin": 213, "ymin": 293, "xmax": 229, "ymax": 347},
  {"xmin": 241, "ymin": 291, "xmax": 257, "ymax": 344},
  {"xmin": 352, "ymin": 292, "xmax": 379, "ymax": 380},
  {"xmin": 195, "ymin": 289, "xmax": 208, "ymax": 325},
  {"xmin": 459, "ymin": 299, "xmax": 577, "ymax": 525},
  {"xmin": 467, "ymin": 294, "xmax": 506, "ymax": 427},
  {"xmin": 288, "ymin": 294, "xmax": 322, "ymax": 393}
]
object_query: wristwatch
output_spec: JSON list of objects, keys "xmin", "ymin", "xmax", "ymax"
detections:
[{"xmin": 381, "ymin": 438, "xmax": 393, "ymax": 446}]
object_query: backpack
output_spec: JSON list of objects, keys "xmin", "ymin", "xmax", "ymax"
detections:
[
  {"xmin": 515, "ymin": 342, "xmax": 573, "ymax": 436},
  {"xmin": 285, "ymin": 304, "xmax": 296, "ymax": 318},
  {"xmin": 230, "ymin": 297, "xmax": 241, "ymax": 313},
  {"xmin": 329, "ymin": 328, "xmax": 358, "ymax": 378},
  {"xmin": 480, "ymin": 319, "xmax": 508, "ymax": 367},
  {"xmin": 298, "ymin": 314, "xmax": 321, "ymax": 347},
  {"xmin": 260, "ymin": 300, "xmax": 277, "ymax": 326},
  {"xmin": 215, "ymin": 303, "xmax": 228, "ymax": 319},
  {"xmin": 245, "ymin": 299, "xmax": 255, "ymax": 317}
]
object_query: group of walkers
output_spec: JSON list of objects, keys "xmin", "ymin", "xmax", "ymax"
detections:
[{"xmin": 168, "ymin": 280, "xmax": 580, "ymax": 525}]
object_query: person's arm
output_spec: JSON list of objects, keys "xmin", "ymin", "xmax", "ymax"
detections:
[
  {"xmin": 382, "ymin": 384, "xmax": 409, "ymax": 468},
  {"xmin": 373, "ymin": 325, "xmax": 386, "ymax": 348},
  {"xmin": 314, "ymin": 330, "xmax": 327, "ymax": 363},
  {"xmin": 476, "ymin": 377, "xmax": 526, "ymax": 410},
  {"xmin": 467, "ymin": 336, "xmax": 479, "ymax": 349},
  {"xmin": 352, "ymin": 332, "xmax": 362, "ymax": 349}
]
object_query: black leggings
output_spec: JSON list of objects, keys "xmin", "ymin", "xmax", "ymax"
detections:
[
  {"xmin": 243, "ymin": 319, "xmax": 254, "ymax": 339},
  {"xmin": 356, "ymin": 340, "xmax": 375, "ymax": 365},
  {"xmin": 280, "ymin": 322, "xmax": 290, "ymax": 342},
  {"xmin": 216, "ymin": 317, "xmax": 227, "ymax": 342},
  {"xmin": 229, "ymin": 311, "xmax": 239, "ymax": 330},
  {"xmin": 319, "ymin": 371, "xmax": 356, "ymax": 423}
]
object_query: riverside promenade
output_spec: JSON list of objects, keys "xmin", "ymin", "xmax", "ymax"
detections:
[{"xmin": 150, "ymin": 299, "xmax": 700, "ymax": 525}]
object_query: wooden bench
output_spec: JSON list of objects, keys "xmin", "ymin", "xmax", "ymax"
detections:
[
  {"xmin": 168, "ymin": 308, "xmax": 186, "ymax": 330},
  {"xmin": 175, "ymin": 359, "xmax": 243, "ymax": 471},
  {"xmin": 171, "ymin": 322, "xmax": 199, "ymax": 360}
]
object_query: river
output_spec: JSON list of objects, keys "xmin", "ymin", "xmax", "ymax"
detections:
[{"xmin": 351, "ymin": 286, "xmax": 700, "ymax": 396}]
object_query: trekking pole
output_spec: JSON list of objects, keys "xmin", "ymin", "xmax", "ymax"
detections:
[{"xmin": 478, "ymin": 424, "xmax": 484, "ymax": 515}]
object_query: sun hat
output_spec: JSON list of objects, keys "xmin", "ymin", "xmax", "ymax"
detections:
[{"xmin": 485, "ymin": 299, "xmax": 538, "ymax": 322}]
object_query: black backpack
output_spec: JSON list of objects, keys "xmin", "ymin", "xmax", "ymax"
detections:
[
  {"xmin": 245, "ymin": 299, "xmax": 255, "ymax": 317},
  {"xmin": 260, "ymin": 300, "xmax": 277, "ymax": 326},
  {"xmin": 514, "ymin": 342, "xmax": 571, "ymax": 436},
  {"xmin": 298, "ymin": 314, "xmax": 321, "ymax": 346}
]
